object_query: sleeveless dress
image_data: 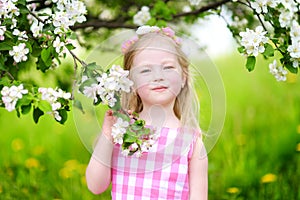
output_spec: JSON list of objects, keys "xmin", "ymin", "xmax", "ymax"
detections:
[{"xmin": 111, "ymin": 127, "xmax": 199, "ymax": 200}]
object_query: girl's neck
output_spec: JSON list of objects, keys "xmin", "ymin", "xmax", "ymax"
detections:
[{"xmin": 139, "ymin": 105, "xmax": 181, "ymax": 128}]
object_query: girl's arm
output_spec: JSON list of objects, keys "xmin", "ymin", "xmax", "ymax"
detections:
[
  {"xmin": 86, "ymin": 110, "xmax": 115, "ymax": 194},
  {"xmin": 189, "ymin": 138, "xmax": 208, "ymax": 200}
]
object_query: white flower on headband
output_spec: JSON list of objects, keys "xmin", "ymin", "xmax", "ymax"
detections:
[
  {"xmin": 121, "ymin": 26, "xmax": 182, "ymax": 54},
  {"xmin": 136, "ymin": 25, "xmax": 160, "ymax": 35}
]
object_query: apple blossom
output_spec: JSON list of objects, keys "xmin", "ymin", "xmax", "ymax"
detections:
[
  {"xmin": 133, "ymin": 6, "xmax": 151, "ymax": 26},
  {"xmin": 9, "ymin": 43, "xmax": 29, "ymax": 63}
]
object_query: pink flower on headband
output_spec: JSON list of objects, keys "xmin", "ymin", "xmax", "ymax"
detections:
[
  {"xmin": 121, "ymin": 26, "xmax": 182, "ymax": 54},
  {"xmin": 121, "ymin": 36, "xmax": 138, "ymax": 54},
  {"xmin": 162, "ymin": 27, "xmax": 175, "ymax": 38}
]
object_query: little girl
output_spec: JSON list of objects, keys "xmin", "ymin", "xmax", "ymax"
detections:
[{"xmin": 86, "ymin": 26, "xmax": 208, "ymax": 200}]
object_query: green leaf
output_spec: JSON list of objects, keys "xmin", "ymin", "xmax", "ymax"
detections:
[
  {"xmin": 0, "ymin": 42, "xmax": 13, "ymax": 51},
  {"xmin": 263, "ymin": 43, "xmax": 274, "ymax": 57},
  {"xmin": 16, "ymin": 108, "xmax": 21, "ymax": 118},
  {"xmin": 86, "ymin": 62, "xmax": 101, "ymax": 70},
  {"xmin": 0, "ymin": 76, "xmax": 11, "ymax": 85},
  {"xmin": 21, "ymin": 104, "xmax": 31, "ymax": 115},
  {"xmin": 131, "ymin": 120, "xmax": 145, "ymax": 131},
  {"xmin": 33, "ymin": 107, "xmax": 44, "ymax": 124},
  {"xmin": 285, "ymin": 62, "xmax": 298, "ymax": 74},
  {"xmin": 237, "ymin": 46, "xmax": 244, "ymax": 54},
  {"xmin": 57, "ymin": 109, "xmax": 68, "ymax": 124},
  {"xmin": 135, "ymin": 119, "xmax": 145, "ymax": 127},
  {"xmin": 138, "ymin": 128, "xmax": 150, "ymax": 136},
  {"xmin": 246, "ymin": 56, "xmax": 256, "ymax": 72},
  {"xmin": 16, "ymin": 95, "xmax": 32, "ymax": 108},
  {"xmin": 37, "ymin": 58, "xmax": 50, "ymax": 72},
  {"xmin": 41, "ymin": 48, "xmax": 51, "ymax": 63},
  {"xmin": 38, "ymin": 100, "xmax": 52, "ymax": 112},
  {"xmin": 66, "ymin": 44, "xmax": 75, "ymax": 50},
  {"xmin": 123, "ymin": 133, "xmax": 137, "ymax": 143}
]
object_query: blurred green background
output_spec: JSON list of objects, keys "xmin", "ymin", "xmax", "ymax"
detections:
[{"xmin": 0, "ymin": 52, "xmax": 299, "ymax": 200}]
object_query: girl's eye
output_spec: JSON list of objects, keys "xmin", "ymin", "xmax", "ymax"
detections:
[
  {"xmin": 163, "ymin": 66, "xmax": 175, "ymax": 70},
  {"xmin": 140, "ymin": 68, "xmax": 151, "ymax": 73}
]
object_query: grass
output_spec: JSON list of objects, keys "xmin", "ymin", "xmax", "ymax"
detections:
[{"xmin": 0, "ymin": 52, "xmax": 299, "ymax": 199}]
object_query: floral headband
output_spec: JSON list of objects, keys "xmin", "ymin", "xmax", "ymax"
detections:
[{"xmin": 121, "ymin": 25, "xmax": 182, "ymax": 54}]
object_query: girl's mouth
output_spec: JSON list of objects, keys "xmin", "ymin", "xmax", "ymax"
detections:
[{"xmin": 152, "ymin": 86, "xmax": 168, "ymax": 92}]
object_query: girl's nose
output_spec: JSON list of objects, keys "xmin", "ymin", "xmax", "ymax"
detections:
[{"xmin": 152, "ymin": 66, "xmax": 164, "ymax": 82}]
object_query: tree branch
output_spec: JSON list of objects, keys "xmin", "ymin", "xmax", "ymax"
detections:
[
  {"xmin": 71, "ymin": 20, "xmax": 137, "ymax": 31},
  {"xmin": 173, "ymin": 0, "xmax": 231, "ymax": 18},
  {"xmin": 71, "ymin": 0, "xmax": 231, "ymax": 31}
]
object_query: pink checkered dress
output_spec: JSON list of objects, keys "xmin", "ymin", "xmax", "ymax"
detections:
[{"xmin": 111, "ymin": 127, "xmax": 199, "ymax": 200}]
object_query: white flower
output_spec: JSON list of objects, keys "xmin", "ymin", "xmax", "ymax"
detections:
[
  {"xmin": 51, "ymin": 102, "xmax": 61, "ymax": 111},
  {"xmin": 269, "ymin": 60, "xmax": 288, "ymax": 81},
  {"xmin": 1, "ymin": 84, "xmax": 28, "ymax": 112},
  {"xmin": 38, "ymin": 87, "xmax": 70, "ymax": 105},
  {"xmin": 290, "ymin": 21, "xmax": 300, "ymax": 43},
  {"xmin": 56, "ymin": 88, "xmax": 71, "ymax": 99},
  {"xmin": 51, "ymin": 0, "xmax": 86, "ymax": 34},
  {"xmin": 266, "ymin": 0, "xmax": 280, "ymax": 8},
  {"xmin": 105, "ymin": 92, "xmax": 117, "ymax": 107},
  {"xmin": 136, "ymin": 25, "xmax": 160, "ymax": 35},
  {"xmin": 287, "ymin": 41, "xmax": 300, "ymax": 59},
  {"xmin": 0, "ymin": 25, "xmax": 7, "ymax": 41},
  {"xmin": 279, "ymin": 9, "xmax": 293, "ymax": 28},
  {"xmin": 291, "ymin": 58, "xmax": 299, "ymax": 68},
  {"xmin": 250, "ymin": 0, "xmax": 268, "ymax": 14},
  {"xmin": 30, "ymin": 19, "xmax": 44, "ymax": 37},
  {"xmin": 231, "ymin": 16, "xmax": 248, "ymax": 28},
  {"xmin": 53, "ymin": 37, "xmax": 65, "ymax": 54},
  {"xmin": 12, "ymin": 29, "xmax": 28, "ymax": 41},
  {"xmin": 110, "ymin": 65, "xmax": 128, "ymax": 77},
  {"xmin": 279, "ymin": 0, "xmax": 298, "ymax": 12},
  {"xmin": 129, "ymin": 143, "xmax": 138, "ymax": 151},
  {"xmin": 111, "ymin": 117, "xmax": 129, "ymax": 145},
  {"xmin": 0, "ymin": 0, "xmax": 20, "ymax": 19},
  {"xmin": 133, "ymin": 6, "xmax": 151, "ymax": 26},
  {"xmin": 83, "ymin": 84, "xmax": 98, "ymax": 103},
  {"xmin": 119, "ymin": 76, "xmax": 133, "ymax": 93},
  {"xmin": 188, "ymin": 0, "xmax": 201, "ymax": 6},
  {"xmin": 135, "ymin": 150, "xmax": 142, "ymax": 158},
  {"xmin": 52, "ymin": 11, "xmax": 72, "ymax": 34},
  {"xmin": 239, "ymin": 26, "xmax": 269, "ymax": 57},
  {"xmin": 53, "ymin": 110, "xmax": 62, "ymax": 121},
  {"xmin": 121, "ymin": 149, "xmax": 130, "ymax": 156},
  {"xmin": 9, "ymin": 43, "xmax": 29, "ymax": 63}
]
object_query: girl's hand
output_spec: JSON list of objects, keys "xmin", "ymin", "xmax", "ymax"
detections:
[{"xmin": 101, "ymin": 110, "xmax": 116, "ymax": 141}]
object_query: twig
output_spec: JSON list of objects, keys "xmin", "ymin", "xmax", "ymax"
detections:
[
  {"xmin": 68, "ymin": 49, "xmax": 87, "ymax": 66},
  {"xmin": 28, "ymin": 10, "xmax": 45, "ymax": 24},
  {"xmin": 68, "ymin": 49, "xmax": 87, "ymax": 100},
  {"xmin": 173, "ymin": 0, "xmax": 231, "ymax": 18},
  {"xmin": 70, "ymin": 53, "xmax": 78, "ymax": 100},
  {"xmin": 5, "ymin": 71, "xmax": 15, "ymax": 81}
]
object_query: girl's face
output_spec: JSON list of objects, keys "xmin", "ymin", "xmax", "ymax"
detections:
[{"xmin": 130, "ymin": 48, "xmax": 185, "ymax": 108}]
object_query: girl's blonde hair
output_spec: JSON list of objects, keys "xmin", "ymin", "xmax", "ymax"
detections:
[{"xmin": 121, "ymin": 32, "xmax": 200, "ymax": 129}]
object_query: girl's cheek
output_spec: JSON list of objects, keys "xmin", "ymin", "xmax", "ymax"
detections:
[
  {"xmin": 132, "ymin": 78, "xmax": 150, "ymax": 91},
  {"xmin": 136, "ymin": 85, "xmax": 149, "ymax": 98}
]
